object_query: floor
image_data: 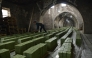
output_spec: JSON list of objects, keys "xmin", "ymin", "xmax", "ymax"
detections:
[
  {"xmin": 47, "ymin": 28, "xmax": 74, "ymax": 58},
  {"xmin": 47, "ymin": 39, "xmax": 61, "ymax": 58},
  {"xmin": 10, "ymin": 32, "xmax": 92, "ymax": 58},
  {"xmin": 81, "ymin": 34, "xmax": 92, "ymax": 58},
  {"xmin": 46, "ymin": 31, "xmax": 92, "ymax": 58}
]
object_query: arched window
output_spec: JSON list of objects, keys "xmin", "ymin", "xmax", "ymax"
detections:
[{"xmin": 2, "ymin": 7, "xmax": 11, "ymax": 18}]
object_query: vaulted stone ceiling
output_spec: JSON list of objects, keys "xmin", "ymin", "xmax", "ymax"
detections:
[
  {"xmin": 4, "ymin": 0, "xmax": 91, "ymax": 5},
  {"xmin": 4, "ymin": 0, "xmax": 41, "ymax": 5}
]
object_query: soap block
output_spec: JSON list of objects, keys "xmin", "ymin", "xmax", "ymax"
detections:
[{"xmin": 0, "ymin": 49, "xmax": 10, "ymax": 58}]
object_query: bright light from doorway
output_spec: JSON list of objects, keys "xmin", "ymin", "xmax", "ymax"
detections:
[
  {"xmin": 2, "ymin": 10, "xmax": 8, "ymax": 16},
  {"xmin": 2, "ymin": 7, "xmax": 11, "ymax": 18}
]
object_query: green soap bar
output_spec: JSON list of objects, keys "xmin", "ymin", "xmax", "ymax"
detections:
[
  {"xmin": 56, "ymin": 31, "xmax": 65, "ymax": 39},
  {"xmin": 76, "ymin": 30, "xmax": 82, "ymax": 47},
  {"xmin": 32, "ymin": 34, "xmax": 42, "ymax": 38},
  {"xmin": 16, "ymin": 36, "xmax": 44, "ymax": 54},
  {"xmin": 0, "ymin": 41, "xmax": 15, "ymax": 50},
  {"xmin": 24, "ymin": 49, "xmax": 38, "ymax": 58},
  {"xmin": 41, "ymin": 44, "xmax": 47, "ymax": 56},
  {"xmin": 45, "ymin": 37, "xmax": 57, "ymax": 51},
  {"xmin": 5, "ymin": 41, "xmax": 15, "ymax": 50},
  {"xmin": 2, "ymin": 38, "xmax": 18, "ymax": 44},
  {"xmin": 61, "ymin": 38, "xmax": 65, "ymax": 45},
  {"xmin": 13, "ymin": 54, "xmax": 26, "ymax": 58},
  {"xmin": 45, "ymin": 37, "xmax": 57, "ymax": 42},
  {"xmin": 19, "ymin": 37, "xmax": 32, "ymax": 43},
  {"xmin": 23, "ymin": 46, "xmax": 35, "ymax": 55},
  {"xmin": 0, "ymin": 49, "xmax": 10, "ymax": 58},
  {"xmin": 1, "ymin": 36, "xmax": 15, "ymax": 40},
  {"xmin": 66, "ymin": 52, "xmax": 71, "ymax": 58},
  {"xmin": 65, "ymin": 38, "xmax": 72, "ymax": 43},
  {"xmin": 45, "ymin": 33, "xmax": 55, "ymax": 39},
  {"xmin": 63, "ymin": 52, "xmax": 67, "ymax": 58},
  {"xmin": 23, "ymin": 43, "xmax": 46, "ymax": 58},
  {"xmin": 32, "ymin": 37, "xmax": 44, "ymax": 44},
  {"xmin": 3, "ymin": 38, "xmax": 16, "ymax": 41},
  {"xmin": 0, "ymin": 44, "xmax": 6, "ymax": 49},
  {"xmin": 76, "ymin": 39, "xmax": 81, "ymax": 46},
  {"xmin": 59, "ymin": 52, "xmax": 63, "ymax": 58},
  {"xmin": 60, "ymin": 43, "xmax": 72, "ymax": 53},
  {"xmin": 15, "ymin": 40, "xmax": 33, "ymax": 54},
  {"xmin": 59, "ymin": 50, "xmax": 67, "ymax": 58}
]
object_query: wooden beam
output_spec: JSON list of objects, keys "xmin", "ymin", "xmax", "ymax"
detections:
[{"xmin": 28, "ymin": 8, "xmax": 34, "ymax": 32}]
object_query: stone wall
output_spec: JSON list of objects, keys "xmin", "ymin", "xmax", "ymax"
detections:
[
  {"xmin": 1, "ymin": 1, "xmax": 40, "ymax": 32},
  {"xmin": 1, "ymin": 0, "xmax": 92, "ymax": 33},
  {"xmin": 77, "ymin": 0, "xmax": 92, "ymax": 34}
]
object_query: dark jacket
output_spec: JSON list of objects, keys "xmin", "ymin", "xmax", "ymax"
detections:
[{"xmin": 36, "ymin": 23, "xmax": 44, "ymax": 30}]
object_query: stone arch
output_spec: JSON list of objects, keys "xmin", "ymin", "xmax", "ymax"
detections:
[
  {"xmin": 42, "ymin": 3, "xmax": 84, "ymax": 32},
  {"xmin": 54, "ymin": 12, "xmax": 78, "ymax": 28}
]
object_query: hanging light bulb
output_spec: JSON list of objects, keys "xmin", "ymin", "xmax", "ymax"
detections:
[
  {"xmin": 51, "ymin": 6, "xmax": 55, "ymax": 8},
  {"xmin": 61, "ymin": 3, "xmax": 66, "ymax": 7}
]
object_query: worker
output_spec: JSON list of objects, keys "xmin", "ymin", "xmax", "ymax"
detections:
[{"xmin": 33, "ymin": 21, "xmax": 47, "ymax": 32}]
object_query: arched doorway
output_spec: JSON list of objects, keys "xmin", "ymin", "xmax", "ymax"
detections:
[
  {"xmin": 54, "ymin": 12, "xmax": 77, "ymax": 28},
  {"xmin": 41, "ymin": 3, "xmax": 84, "ymax": 32}
]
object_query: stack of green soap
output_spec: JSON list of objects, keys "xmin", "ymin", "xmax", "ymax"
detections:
[
  {"xmin": 0, "ymin": 49, "xmax": 10, "ymax": 58},
  {"xmin": 45, "ymin": 37, "xmax": 57, "ymax": 51},
  {"xmin": 13, "ymin": 54, "xmax": 26, "ymax": 58},
  {"xmin": 23, "ymin": 43, "xmax": 47, "ymax": 58}
]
